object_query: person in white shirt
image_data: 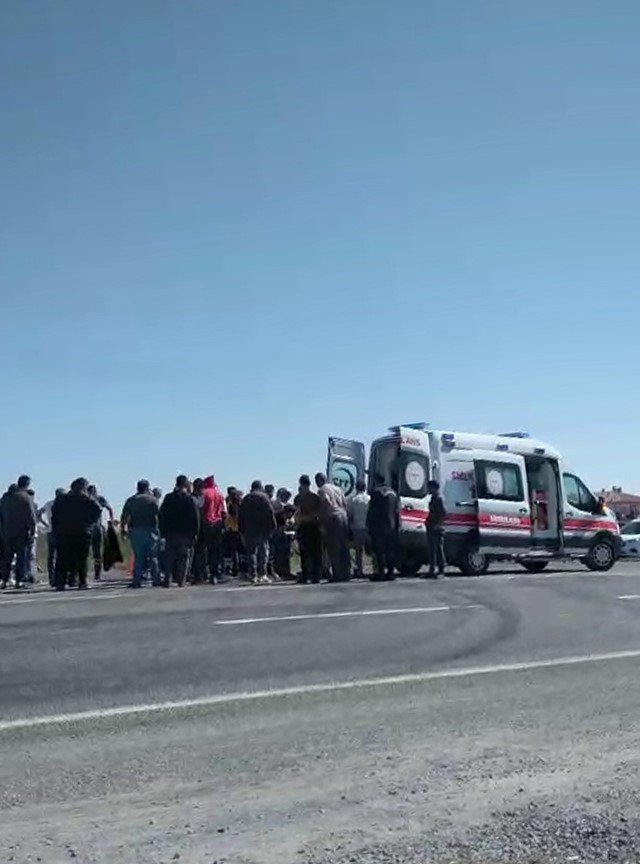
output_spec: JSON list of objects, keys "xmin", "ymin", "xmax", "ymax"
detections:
[
  {"xmin": 38, "ymin": 488, "xmax": 65, "ymax": 586},
  {"xmin": 347, "ymin": 479, "xmax": 370, "ymax": 578}
]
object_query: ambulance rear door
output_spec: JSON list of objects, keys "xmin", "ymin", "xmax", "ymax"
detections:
[
  {"xmin": 327, "ymin": 437, "xmax": 366, "ymax": 498},
  {"xmin": 474, "ymin": 451, "xmax": 532, "ymax": 554},
  {"xmin": 396, "ymin": 426, "xmax": 431, "ymax": 533}
]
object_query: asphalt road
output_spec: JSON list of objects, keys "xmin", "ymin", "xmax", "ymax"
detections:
[{"xmin": 3, "ymin": 563, "xmax": 640, "ymax": 863}]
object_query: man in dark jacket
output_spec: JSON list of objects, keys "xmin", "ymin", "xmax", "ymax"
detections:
[
  {"xmin": 239, "ymin": 480, "xmax": 276, "ymax": 584},
  {"xmin": 159, "ymin": 475, "xmax": 200, "ymax": 588},
  {"xmin": 294, "ymin": 475, "xmax": 323, "ymax": 584},
  {"xmin": 51, "ymin": 478, "xmax": 102, "ymax": 590},
  {"xmin": 366, "ymin": 473, "xmax": 400, "ymax": 582},
  {"xmin": 0, "ymin": 476, "xmax": 36, "ymax": 589},
  {"xmin": 121, "ymin": 479, "xmax": 161, "ymax": 588},
  {"xmin": 425, "ymin": 480, "xmax": 447, "ymax": 578}
]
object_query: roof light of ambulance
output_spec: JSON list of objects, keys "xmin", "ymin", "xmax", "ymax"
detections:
[
  {"xmin": 441, "ymin": 433, "xmax": 455, "ymax": 444},
  {"xmin": 400, "ymin": 422, "xmax": 430, "ymax": 431},
  {"xmin": 496, "ymin": 443, "xmax": 509, "ymax": 451},
  {"xmin": 534, "ymin": 447, "xmax": 545, "ymax": 455},
  {"xmin": 499, "ymin": 431, "xmax": 531, "ymax": 439}
]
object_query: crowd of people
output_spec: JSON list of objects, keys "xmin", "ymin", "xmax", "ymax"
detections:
[{"xmin": 0, "ymin": 470, "xmax": 448, "ymax": 591}]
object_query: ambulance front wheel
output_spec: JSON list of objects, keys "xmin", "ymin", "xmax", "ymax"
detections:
[
  {"xmin": 458, "ymin": 546, "xmax": 489, "ymax": 577},
  {"xmin": 585, "ymin": 537, "xmax": 615, "ymax": 572}
]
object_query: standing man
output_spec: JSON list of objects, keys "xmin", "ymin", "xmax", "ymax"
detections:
[
  {"xmin": 202, "ymin": 475, "xmax": 226, "ymax": 583},
  {"xmin": 315, "ymin": 472, "xmax": 350, "ymax": 582},
  {"xmin": 239, "ymin": 480, "xmax": 276, "ymax": 584},
  {"xmin": 152, "ymin": 488, "xmax": 165, "ymax": 579},
  {"xmin": 38, "ymin": 488, "xmax": 65, "ymax": 587},
  {"xmin": 264, "ymin": 484, "xmax": 277, "ymax": 576},
  {"xmin": 159, "ymin": 475, "xmax": 200, "ymax": 588},
  {"xmin": 190, "ymin": 478, "xmax": 207, "ymax": 583},
  {"xmin": 425, "ymin": 480, "xmax": 447, "ymax": 578},
  {"xmin": 121, "ymin": 479, "xmax": 161, "ymax": 589},
  {"xmin": 294, "ymin": 475, "xmax": 323, "ymax": 584},
  {"xmin": 0, "ymin": 476, "xmax": 36, "ymax": 590},
  {"xmin": 52, "ymin": 478, "xmax": 102, "ymax": 590},
  {"xmin": 366, "ymin": 473, "xmax": 400, "ymax": 581},
  {"xmin": 348, "ymin": 479, "xmax": 370, "ymax": 578},
  {"xmin": 87, "ymin": 484, "xmax": 114, "ymax": 582}
]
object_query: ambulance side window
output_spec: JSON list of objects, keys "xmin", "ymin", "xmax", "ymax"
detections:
[{"xmin": 476, "ymin": 461, "xmax": 524, "ymax": 502}]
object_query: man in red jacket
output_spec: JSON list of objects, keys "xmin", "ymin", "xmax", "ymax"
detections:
[{"xmin": 202, "ymin": 476, "xmax": 226, "ymax": 583}]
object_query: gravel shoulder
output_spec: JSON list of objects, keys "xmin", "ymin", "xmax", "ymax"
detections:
[{"xmin": 3, "ymin": 653, "xmax": 640, "ymax": 864}]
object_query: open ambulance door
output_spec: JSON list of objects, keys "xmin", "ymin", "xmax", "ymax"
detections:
[
  {"xmin": 473, "ymin": 451, "xmax": 532, "ymax": 554},
  {"xmin": 327, "ymin": 437, "xmax": 366, "ymax": 498}
]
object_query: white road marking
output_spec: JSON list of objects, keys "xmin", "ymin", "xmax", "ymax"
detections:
[
  {"xmin": 618, "ymin": 595, "xmax": 640, "ymax": 600},
  {"xmin": 0, "ymin": 579, "xmax": 390, "ymax": 606},
  {"xmin": 0, "ymin": 591, "xmax": 132, "ymax": 606},
  {"xmin": 214, "ymin": 605, "xmax": 479, "ymax": 625},
  {"xmin": 3, "ymin": 647, "xmax": 640, "ymax": 733}
]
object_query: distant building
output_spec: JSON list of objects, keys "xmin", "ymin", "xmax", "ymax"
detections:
[{"xmin": 598, "ymin": 487, "xmax": 640, "ymax": 522}]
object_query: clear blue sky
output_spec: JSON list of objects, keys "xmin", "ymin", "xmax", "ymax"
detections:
[{"xmin": 2, "ymin": 0, "xmax": 639, "ymax": 507}]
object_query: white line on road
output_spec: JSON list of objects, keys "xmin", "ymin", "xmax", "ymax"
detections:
[
  {"xmin": 618, "ymin": 595, "xmax": 640, "ymax": 600},
  {"xmin": 3, "ymin": 647, "xmax": 640, "ymax": 733},
  {"xmin": 0, "ymin": 579, "xmax": 389, "ymax": 606},
  {"xmin": 0, "ymin": 591, "xmax": 133, "ymax": 606},
  {"xmin": 214, "ymin": 605, "xmax": 479, "ymax": 625}
]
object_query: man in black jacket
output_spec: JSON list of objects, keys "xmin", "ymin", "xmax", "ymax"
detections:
[
  {"xmin": 239, "ymin": 480, "xmax": 276, "ymax": 584},
  {"xmin": 52, "ymin": 478, "xmax": 102, "ymax": 591},
  {"xmin": 159, "ymin": 475, "xmax": 200, "ymax": 588},
  {"xmin": 425, "ymin": 480, "xmax": 447, "ymax": 578},
  {"xmin": 366, "ymin": 473, "xmax": 400, "ymax": 582},
  {"xmin": 0, "ymin": 476, "xmax": 36, "ymax": 589}
]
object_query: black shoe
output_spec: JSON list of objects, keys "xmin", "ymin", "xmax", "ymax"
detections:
[{"xmin": 78, "ymin": 583, "xmax": 88, "ymax": 591}]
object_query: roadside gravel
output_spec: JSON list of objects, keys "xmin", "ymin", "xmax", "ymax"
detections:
[{"xmin": 305, "ymin": 794, "xmax": 640, "ymax": 863}]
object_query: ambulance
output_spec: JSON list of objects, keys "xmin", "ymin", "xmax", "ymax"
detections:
[{"xmin": 327, "ymin": 424, "xmax": 621, "ymax": 576}]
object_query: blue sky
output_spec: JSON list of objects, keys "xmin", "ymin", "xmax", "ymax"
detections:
[{"xmin": 2, "ymin": 0, "xmax": 639, "ymax": 507}]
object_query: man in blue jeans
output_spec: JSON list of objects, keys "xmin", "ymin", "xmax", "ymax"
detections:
[{"xmin": 120, "ymin": 479, "xmax": 161, "ymax": 589}]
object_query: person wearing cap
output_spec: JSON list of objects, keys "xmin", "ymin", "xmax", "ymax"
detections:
[
  {"xmin": 121, "ymin": 479, "xmax": 161, "ymax": 589},
  {"xmin": 294, "ymin": 475, "xmax": 323, "ymax": 583}
]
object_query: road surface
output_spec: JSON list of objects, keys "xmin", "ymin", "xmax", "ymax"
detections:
[{"xmin": 3, "ymin": 564, "xmax": 640, "ymax": 863}]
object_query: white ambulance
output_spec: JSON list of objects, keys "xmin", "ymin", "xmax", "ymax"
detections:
[{"xmin": 327, "ymin": 424, "xmax": 621, "ymax": 576}]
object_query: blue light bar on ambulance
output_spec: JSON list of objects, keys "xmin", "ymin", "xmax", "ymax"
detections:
[
  {"xmin": 496, "ymin": 443, "xmax": 509, "ymax": 451},
  {"xmin": 441, "ymin": 433, "xmax": 455, "ymax": 446},
  {"xmin": 499, "ymin": 431, "xmax": 531, "ymax": 439},
  {"xmin": 388, "ymin": 422, "xmax": 429, "ymax": 433},
  {"xmin": 534, "ymin": 447, "xmax": 546, "ymax": 455}
]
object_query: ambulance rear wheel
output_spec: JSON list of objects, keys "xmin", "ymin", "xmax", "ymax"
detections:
[
  {"xmin": 585, "ymin": 538, "xmax": 615, "ymax": 572},
  {"xmin": 459, "ymin": 547, "xmax": 489, "ymax": 577},
  {"xmin": 399, "ymin": 555, "xmax": 422, "ymax": 578},
  {"xmin": 521, "ymin": 560, "xmax": 548, "ymax": 573}
]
